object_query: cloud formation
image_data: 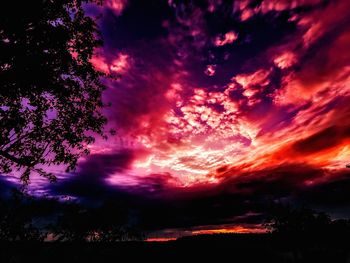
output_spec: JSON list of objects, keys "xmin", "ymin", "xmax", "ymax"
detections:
[{"xmin": 5, "ymin": 0, "xmax": 349, "ymax": 236}]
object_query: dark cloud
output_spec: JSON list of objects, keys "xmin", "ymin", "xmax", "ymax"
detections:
[
  {"xmin": 48, "ymin": 156, "xmax": 350, "ymax": 232},
  {"xmin": 0, "ymin": 155, "xmax": 334, "ymax": 236},
  {"xmin": 132, "ymin": 165, "xmax": 327, "ymax": 231},
  {"xmin": 100, "ymin": 0, "xmax": 172, "ymax": 49},
  {"xmin": 235, "ymin": 165, "xmax": 321, "ymax": 192},
  {"xmin": 0, "ymin": 176, "xmax": 19, "ymax": 199},
  {"xmin": 292, "ymin": 126, "xmax": 342, "ymax": 154},
  {"xmin": 50, "ymin": 151, "xmax": 134, "ymax": 198},
  {"xmin": 298, "ymin": 170, "xmax": 350, "ymax": 207},
  {"xmin": 104, "ymin": 65, "xmax": 174, "ymax": 135},
  {"xmin": 78, "ymin": 151, "xmax": 134, "ymax": 176}
]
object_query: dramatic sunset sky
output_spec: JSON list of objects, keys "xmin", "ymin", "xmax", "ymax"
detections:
[{"xmin": 2, "ymin": 0, "xmax": 350, "ymax": 239}]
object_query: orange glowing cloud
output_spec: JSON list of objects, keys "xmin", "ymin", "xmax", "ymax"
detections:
[
  {"xmin": 214, "ymin": 31, "xmax": 238, "ymax": 46},
  {"xmin": 146, "ymin": 237, "xmax": 177, "ymax": 242},
  {"xmin": 191, "ymin": 225, "xmax": 267, "ymax": 235}
]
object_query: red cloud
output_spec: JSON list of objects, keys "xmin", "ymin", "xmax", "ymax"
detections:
[
  {"xmin": 273, "ymin": 51, "xmax": 297, "ymax": 69},
  {"xmin": 275, "ymin": 30, "xmax": 350, "ymax": 105},
  {"xmin": 214, "ymin": 31, "xmax": 238, "ymax": 46},
  {"xmin": 91, "ymin": 51, "xmax": 131, "ymax": 75},
  {"xmin": 234, "ymin": 0, "xmax": 323, "ymax": 21},
  {"xmin": 105, "ymin": 0, "xmax": 128, "ymax": 16}
]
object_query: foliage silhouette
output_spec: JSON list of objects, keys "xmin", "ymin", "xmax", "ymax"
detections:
[
  {"xmin": 267, "ymin": 204, "xmax": 331, "ymax": 235},
  {"xmin": 0, "ymin": 190, "xmax": 46, "ymax": 241},
  {"xmin": 265, "ymin": 203, "xmax": 350, "ymax": 251},
  {"xmin": 53, "ymin": 201, "xmax": 143, "ymax": 242},
  {"xmin": 0, "ymin": 191, "xmax": 143, "ymax": 242},
  {"xmin": 0, "ymin": 0, "xmax": 108, "ymax": 183}
]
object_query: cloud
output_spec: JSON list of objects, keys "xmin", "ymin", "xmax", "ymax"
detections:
[
  {"xmin": 50, "ymin": 151, "xmax": 134, "ymax": 198},
  {"xmin": 91, "ymin": 51, "xmax": 131, "ymax": 75},
  {"xmin": 104, "ymin": 0, "xmax": 128, "ymax": 16},
  {"xmin": 291, "ymin": 125, "xmax": 350, "ymax": 155},
  {"xmin": 234, "ymin": 0, "xmax": 324, "ymax": 21},
  {"xmin": 103, "ymin": 66, "xmax": 175, "ymax": 138},
  {"xmin": 234, "ymin": 69, "xmax": 271, "ymax": 89},
  {"xmin": 204, "ymin": 64, "xmax": 216, "ymax": 76},
  {"xmin": 273, "ymin": 51, "xmax": 297, "ymax": 69},
  {"xmin": 190, "ymin": 224, "xmax": 267, "ymax": 235},
  {"xmin": 0, "ymin": 175, "xmax": 19, "ymax": 199},
  {"xmin": 109, "ymin": 53, "xmax": 131, "ymax": 74},
  {"xmin": 225, "ymin": 164, "xmax": 327, "ymax": 195},
  {"xmin": 90, "ymin": 53, "xmax": 110, "ymax": 74},
  {"xmin": 214, "ymin": 31, "xmax": 238, "ymax": 47},
  {"xmin": 130, "ymin": 164, "xmax": 350, "ymax": 232},
  {"xmin": 271, "ymin": 0, "xmax": 350, "ymax": 105},
  {"xmin": 298, "ymin": 0, "xmax": 350, "ymax": 47},
  {"xmin": 298, "ymin": 170, "xmax": 350, "ymax": 208},
  {"xmin": 167, "ymin": 1, "xmax": 209, "ymax": 53}
]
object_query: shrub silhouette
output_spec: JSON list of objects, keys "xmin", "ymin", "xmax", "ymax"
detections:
[
  {"xmin": 267, "ymin": 204, "xmax": 331, "ymax": 235},
  {"xmin": 0, "ymin": 190, "xmax": 46, "ymax": 241},
  {"xmin": 0, "ymin": 190, "xmax": 143, "ymax": 242}
]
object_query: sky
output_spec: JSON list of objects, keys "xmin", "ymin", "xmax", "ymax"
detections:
[{"xmin": 2, "ymin": 0, "xmax": 350, "ymax": 239}]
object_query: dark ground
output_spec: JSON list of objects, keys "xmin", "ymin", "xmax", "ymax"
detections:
[{"xmin": 1, "ymin": 234, "xmax": 349, "ymax": 263}]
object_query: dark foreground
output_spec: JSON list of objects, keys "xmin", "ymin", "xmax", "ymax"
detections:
[{"xmin": 1, "ymin": 234, "xmax": 350, "ymax": 263}]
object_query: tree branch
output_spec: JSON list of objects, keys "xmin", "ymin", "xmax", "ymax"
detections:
[{"xmin": 0, "ymin": 150, "xmax": 32, "ymax": 166}]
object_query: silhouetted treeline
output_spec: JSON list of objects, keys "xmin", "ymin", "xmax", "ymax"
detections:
[
  {"xmin": 1, "ymin": 191, "xmax": 350, "ymax": 246},
  {"xmin": 54, "ymin": 201, "xmax": 143, "ymax": 242},
  {"xmin": 0, "ymin": 190, "xmax": 143, "ymax": 242},
  {"xmin": 267, "ymin": 203, "xmax": 350, "ymax": 245},
  {"xmin": 1, "ymin": 192, "xmax": 350, "ymax": 262},
  {"xmin": 0, "ymin": 190, "xmax": 46, "ymax": 241}
]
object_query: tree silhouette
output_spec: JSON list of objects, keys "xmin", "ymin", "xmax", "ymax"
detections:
[
  {"xmin": 53, "ymin": 201, "xmax": 143, "ymax": 242},
  {"xmin": 266, "ymin": 204, "xmax": 332, "ymax": 237},
  {"xmin": 0, "ymin": 190, "xmax": 46, "ymax": 241},
  {"xmin": 0, "ymin": 0, "xmax": 108, "ymax": 183},
  {"xmin": 0, "ymin": 190, "xmax": 143, "ymax": 242}
]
